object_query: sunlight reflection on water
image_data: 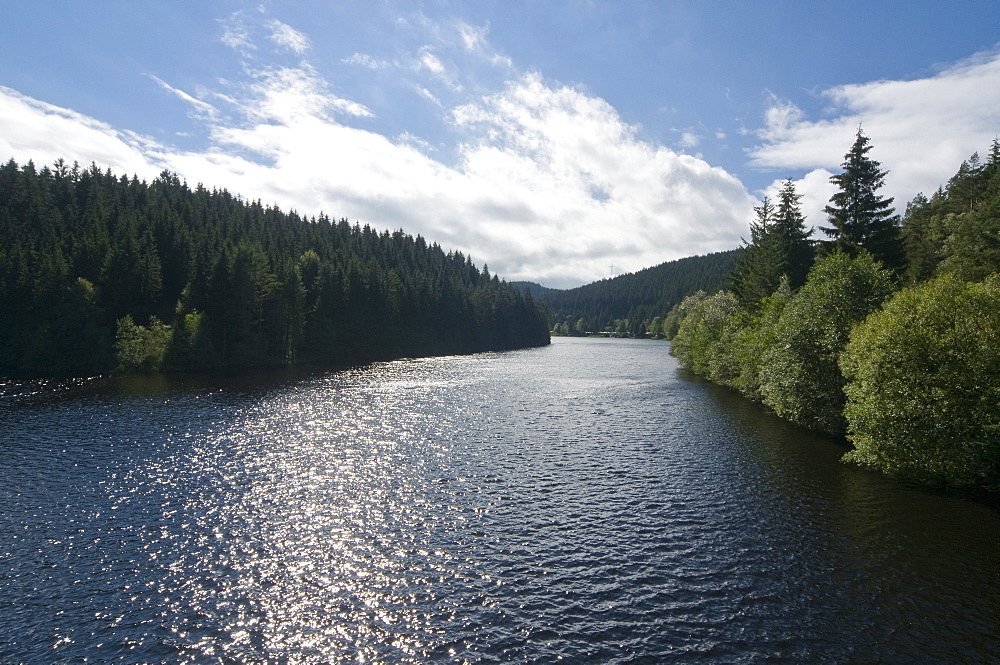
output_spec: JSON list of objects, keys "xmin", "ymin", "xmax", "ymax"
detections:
[{"xmin": 1, "ymin": 339, "xmax": 999, "ymax": 663}]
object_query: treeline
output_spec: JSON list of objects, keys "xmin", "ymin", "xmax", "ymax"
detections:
[
  {"xmin": 0, "ymin": 159, "xmax": 549, "ymax": 377},
  {"xmin": 521, "ymin": 250, "xmax": 736, "ymax": 337},
  {"xmin": 670, "ymin": 130, "xmax": 1000, "ymax": 492}
]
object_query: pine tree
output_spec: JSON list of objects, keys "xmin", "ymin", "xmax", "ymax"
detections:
[
  {"xmin": 729, "ymin": 184, "xmax": 814, "ymax": 309},
  {"xmin": 729, "ymin": 196, "xmax": 782, "ymax": 308},
  {"xmin": 821, "ymin": 129, "xmax": 903, "ymax": 271},
  {"xmin": 772, "ymin": 179, "xmax": 814, "ymax": 289}
]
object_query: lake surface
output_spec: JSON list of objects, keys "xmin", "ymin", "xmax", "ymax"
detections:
[{"xmin": 1, "ymin": 337, "xmax": 998, "ymax": 664}]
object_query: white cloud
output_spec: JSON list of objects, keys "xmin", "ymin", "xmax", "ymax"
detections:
[
  {"xmin": 415, "ymin": 46, "xmax": 463, "ymax": 93},
  {"xmin": 750, "ymin": 48, "xmax": 1000, "ymax": 222},
  {"xmin": 266, "ymin": 19, "xmax": 310, "ymax": 54},
  {"xmin": 414, "ymin": 86, "xmax": 443, "ymax": 107},
  {"xmin": 679, "ymin": 132, "xmax": 700, "ymax": 149},
  {"xmin": 455, "ymin": 20, "xmax": 512, "ymax": 69},
  {"xmin": 418, "ymin": 47, "xmax": 445, "ymax": 75},
  {"xmin": 0, "ymin": 85, "xmax": 165, "ymax": 178},
  {"xmin": 219, "ymin": 12, "xmax": 255, "ymax": 55},
  {"xmin": 0, "ymin": 28, "xmax": 754, "ymax": 289},
  {"xmin": 243, "ymin": 65, "xmax": 373, "ymax": 122},
  {"xmin": 343, "ymin": 52, "xmax": 390, "ymax": 69},
  {"xmin": 447, "ymin": 74, "xmax": 753, "ymax": 284},
  {"xmin": 458, "ymin": 21, "xmax": 488, "ymax": 52},
  {"xmin": 148, "ymin": 74, "xmax": 220, "ymax": 122}
]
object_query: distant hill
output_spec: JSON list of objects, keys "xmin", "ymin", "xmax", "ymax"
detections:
[
  {"xmin": 0, "ymin": 159, "xmax": 551, "ymax": 378},
  {"xmin": 515, "ymin": 250, "xmax": 738, "ymax": 336},
  {"xmin": 508, "ymin": 281, "xmax": 562, "ymax": 299}
]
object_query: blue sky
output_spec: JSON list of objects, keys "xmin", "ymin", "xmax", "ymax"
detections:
[{"xmin": 2, "ymin": 1, "xmax": 999, "ymax": 287}]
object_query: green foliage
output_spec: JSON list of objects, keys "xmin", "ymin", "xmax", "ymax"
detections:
[
  {"xmin": 672, "ymin": 253, "xmax": 893, "ymax": 435},
  {"xmin": 729, "ymin": 277, "xmax": 793, "ymax": 400},
  {"xmin": 757, "ymin": 252, "xmax": 894, "ymax": 434},
  {"xmin": 841, "ymin": 274, "xmax": 1000, "ymax": 489},
  {"xmin": 729, "ymin": 196, "xmax": 781, "ymax": 307},
  {"xmin": 164, "ymin": 310, "xmax": 210, "ymax": 370},
  {"xmin": 900, "ymin": 139, "xmax": 1000, "ymax": 284},
  {"xmin": 666, "ymin": 136, "xmax": 1000, "ymax": 491},
  {"xmin": 527, "ymin": 250, "xmax": 737, "ymax": 337},
  {"xmin": 0, "ymin": 158, "xmax": 549, "ymax": 377},
  {"xmin": 669, "ymin": 290, "xmax": 743, "ymax": 383},
  {"xmin": 821, "ymin": 129, "xmax": 904, "ymax": 271},
  {"xmin": 114, "ymin": 315, "xmax": 171, "ymax": 374},
  {"xmin": 730, "ymin": 182, "xmax": 814, "ymax": 310}
]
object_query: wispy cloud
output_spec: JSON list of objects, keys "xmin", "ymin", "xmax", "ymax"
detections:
[
  {"xmin": 343, "ymin": 52, "xmax": 390, "ymax": 69},
  {"xmin": 147, "ymin": 74, "xmax": 220, "ymax": 122},
  {"xmin": 458, "ymin": 21, "xmax": 488, "ymax": 52},
  {"xmin": 0, "ymin": 13, "xmax": 753, "ymax": 288},
  {"xmin": 242, "ymin": 65, "xmax": 373, "ymax": 123},
  {"xmin": 679, "ymin": 132, "xmax": 700, "ymax": 149},
  {"xmin": 418, "ymin": 47, "xmax": 446, "ymax": 75},
  {"xmin": 266, "ymin": 19, "xmax": 310, "ymax": 54},
  {"xmin": 750, "ymin": 48, "xmax": 1000, "ymax": 225},
  {"xmin": 218, "ymin": 12, "xmax": 255, "ymax": 56},
  {"xmin": 456, "ymin": 20, "xmax": 512, "ymax": 68},
  {"xmin": 416, "ymin": 46, "xmax": 462, "ymax": 91}
]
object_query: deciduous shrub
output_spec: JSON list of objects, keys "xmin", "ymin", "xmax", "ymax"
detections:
[
  {"xmin": 758, "ymin": 252, "xmax": 894, "ymax": 434},
  {"xmin": 841, "ymin": 274, "xmax": 1000, "ymax": 489},
  {"xmin": 669, "ymin": 290, "xmax": 743, "ymax": 383}
]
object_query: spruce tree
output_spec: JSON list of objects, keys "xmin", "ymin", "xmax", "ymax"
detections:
[
  {"xmin": 821, "ymin": 129, "xmax": 903, "ymax": 271},
  {"xmin": 729, "ymin": 182, "xmax": 813, "ymax": 309},
  {"xmin": 772, "ymin": 179, "xmax": 814, "ymax": 289},
  {"xmin": 729, "ymin": 196, "xmax": 782, "ymax": 308}
]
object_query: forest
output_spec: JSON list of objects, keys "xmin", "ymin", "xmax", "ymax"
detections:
[
  {"xmin": 0, "ymin": 159, "xmax": 550, "ymax": 378},
  {"xmin": 669, "ymin": 130, "xmax": 1000, "ymax": 492},
  {"xmin": 518, "ymin": 250, "xmax": 736, "ymax": 338}
]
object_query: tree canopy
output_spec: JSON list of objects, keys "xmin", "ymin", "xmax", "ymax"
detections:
[
  {"xmin": 0, "ymin": 158, "xmax": 549, "ymax": 377},
  {"xmin": 729, "ymin": 180, "xmax": 814, "ymax": 310},
  {"xmin": 525, "ymin": 250, "xmax": 737, "ymax": 338},
  {"xmin": 669, "ymin": 132, "xmax": 1000, "ymax": 493},
  {"xmin": 821, "ymin": 128, "xmax": 903, "ymax": 270}
]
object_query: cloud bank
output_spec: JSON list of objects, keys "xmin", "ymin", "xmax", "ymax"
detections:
[
  {"xmin": 751, "ymin": 48, "xmax": 1000, "ymax": 229},
  {"xmin": 0, "ymin": 13, "xmax": 753, "ymax": 288},
  {"xmin": 4, "ymin": 9, "xmax": 994, "ymax": 287}
]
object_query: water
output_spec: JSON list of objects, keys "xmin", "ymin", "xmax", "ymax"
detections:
[{"xmin": 1, "ymin": 337, "xmax": 997, "ymax": 664}]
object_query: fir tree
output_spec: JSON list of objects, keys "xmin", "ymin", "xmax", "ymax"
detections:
[
  {"xmin": 772, "ymin": 179, "xmax": 814, "ymax": 289},
  {"xmin": 729, "ymin": 183, "xmax": 813, "ymax": 310},
  {"xmin": 729, "ymin": 196, "xmax": 782, "ymax": 308},
  {"xmin": 821, "ymin": 129, "xmax": 903, "ymax": 271}
]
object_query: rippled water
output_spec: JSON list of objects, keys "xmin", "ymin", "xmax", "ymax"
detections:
[{"xmin": 1, "ymin": 337, "xmax": 998, "ymax": 664}]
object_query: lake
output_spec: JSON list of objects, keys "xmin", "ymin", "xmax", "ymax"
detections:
[{"xmin": 1, "ymin": 337, "xmax": 997, "ymax": 663}]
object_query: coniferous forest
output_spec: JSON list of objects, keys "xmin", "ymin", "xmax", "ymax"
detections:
[
  {"xmin": 517, "ymin": 250, "xmax": 736, "ymax": 338},
  {"xmin": 670, "ymin": 130, "xmax": 1000, "ymax": 492},
  {"xmin": 0, "ymin": 159, "xmax": 550, "ymax": 378}
]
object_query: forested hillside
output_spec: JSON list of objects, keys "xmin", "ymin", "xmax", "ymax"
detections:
[
  {"xmin": 0, "ymin": 159, "xmax": 549, "ymax": 378},
  {"xmin": 671, "ymin": 131, "xmax": 1000, "ymax": 492},
  {"xmin": 519, "ymin": 250, "xmax": 737, "ymax": 337}
]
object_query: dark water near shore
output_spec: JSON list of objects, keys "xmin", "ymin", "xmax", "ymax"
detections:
[{"xmin": 1, "ymin": 337, "xmax": 998, "ymax": 664}]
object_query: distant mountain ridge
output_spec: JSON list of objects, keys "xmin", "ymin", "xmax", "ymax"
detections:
[{"xmin": 514, "ymin": 250, "xmax": 738, "ymax": 336}]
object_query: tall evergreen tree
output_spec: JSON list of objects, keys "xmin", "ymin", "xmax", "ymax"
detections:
[
  {"xmin": 729, "ymin": 196, "xmax": 782, "ymax": 308},
  {"xmin": 729, "ymin": 183, "xmax": 813, "ymax": 310},
  {"xmin": 821, "ymin": 129, "xmax": 903, "ymax": 271},
  {"xmin": 772, "ymin": 179, "xmax": 814, "ymax": 289}
]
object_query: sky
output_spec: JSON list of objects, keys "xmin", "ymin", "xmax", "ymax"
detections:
[{"xmin": 2, "ymin": 2, "xmax": 999, "ymax": 288}]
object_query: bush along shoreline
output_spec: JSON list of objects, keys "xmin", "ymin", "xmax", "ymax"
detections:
[{"xmin": 669, "ymin": 131, "xmax": 1000, "ymax": 493}]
